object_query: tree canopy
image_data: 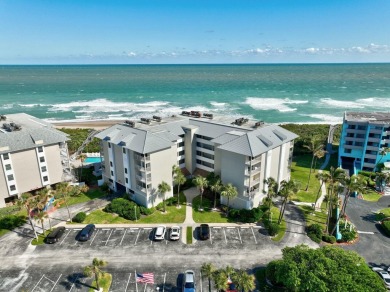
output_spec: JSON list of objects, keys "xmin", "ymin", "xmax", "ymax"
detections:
[{"xmin": 266, "ymin": 245, "xmax": 386, "ymax": 292}]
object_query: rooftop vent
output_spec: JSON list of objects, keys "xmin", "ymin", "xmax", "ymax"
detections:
[
  {"xmin": 203, "ymin": 113, "xmax": 213, "ymax": 119},
  {"xmin": 181, "ymin": 111, "xmax": 191, "ymax": 116},
  {"xmin": 140, "ymin": 118, "xmax": 151, "ymax": 124},
  {"xmin": 254, "ymin": 121, "xmax": 264, "ymax": 128},
  {"xmin": 124, "ymin": 120, "xmax": 135, "ymax": 127},
  {"xmin": 2, "ymin": 123, "xmax": 22, "ymax": 132},
  {"xmin": 0, "ymin": 115, "xmax": 6, "ymax": 121},
  {"xmin": 233, "ymin": 117, "xmax": 248, "ymax": 126},
  {"xmin": 152, "ymin": 115, "xmax": 162, "ymax": 122},
  {"xmin": 190, "ymin": 111, "xmax": 201, "ymax": 118}
]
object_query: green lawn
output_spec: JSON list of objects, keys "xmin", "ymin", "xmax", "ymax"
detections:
[
  {"xmin": 82, "ymin": 194, "xmax": 187, "ymax": 224},
  {"xmin": 192, "ymin": 196, "xmax": 229, "ymax": 223},
  {"xmin": 31, "ymin": 229, "xmax": 52, "ymax": 245},
  {"xmin": 64, "ymin": 189, "xmax": 107, "ymax": 207},
  {"xmin": 290, "ymin": 155, "xmax": 321, "ymax": 203},
  {"xmin": 88, "ymin": 273, "xmax": 112, "ymax": 292},
  {"xmin": 376, "ymin": 208, "xmax": 390, "ymax": 221},
  {"xmin": 298, "ymin": 205, "xmax": 328, "ymax": 231},
  {"xmin": 269, "ymin": 206, "xmax": 287, "ymax": 242},
  {"xmin": 362, "ymin": 189, "xmax": 382, "ymax": 202},
  {"xmin": 187, "ymin": 226, "xmax": 192, "ymax": 244}
]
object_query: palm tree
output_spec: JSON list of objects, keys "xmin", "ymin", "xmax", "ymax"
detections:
[
  {"xmin": 35, "ymin": 210, "xmax": 48, "ymax": 234},
  {"xmin": 221, "ymin": 183, "xmax": 238, "ymax": 216},
  {"xmin": 375, "ymin": 146, "xmax": 390, "ymax": 171},
  {"xmin": 278, "ymin": 180, "xmax": 300, "ymax": 224},
  {"xmin": 314, "ymin": 171, "xmax": 330, "ymax": 209},
  {"xmin": 193, "ymin": 175, "xmax": 208, "ymax": 211},
  {"xmin": 201, "ymin": 262, "xmax": 216, "ymax": 292},
  {"xmin": 263, "ymin": 177, "xmax": 278, "ymax": 209},
  {"xmin": 325, "ymin": 167, "xmax": 346, "ymax": 234},
  {"xmin": 313, "ymin": 148, "xmax": 326, "ymax": 173},
  {"xmin": 213, "ymin": 270, "xmax": 228, "ymax": 291},
  {"xmin": 83, "ymin": 258, "xmax": 107, "ymax": 291},
  {"xmin": 210, "ymin": 178, "xmax": 222, "ymax": 210},
  {"xmin": 303, "ymin": 136, "xmax": 324, "ymax": 191},
  {"xmin": 331, "ymin": 174, "xmax": 366, "ymax": 235},
  {"xmin": 17, "ymin": 193, "xmax": 39, "ymax": 240},
  {"xmin": 55, "ymin": 182, "xmax": 73, "ymax": 222},
  {"xmin": 157, "ymin": 181, "xmax": 171, "ymax": 213},
  {"xmin": 232, "ymin": 269, "xmax": 255, "ymax": 292},
  {"xmin": 173, "ymin": 171, "xmax": 186, "ymax": 208},
  {"xmin": 78, "ymin": 154, "xmax": 87, "ymax": 182}
]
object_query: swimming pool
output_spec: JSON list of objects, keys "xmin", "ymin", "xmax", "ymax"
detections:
[{"xmin": 84, "ymin": 157, "xmax": 102, "ymax": 163}]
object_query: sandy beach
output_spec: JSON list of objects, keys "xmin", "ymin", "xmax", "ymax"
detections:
[{"xmin": 52, "ymin": 119, "xmax": 126, "ymax": 130}]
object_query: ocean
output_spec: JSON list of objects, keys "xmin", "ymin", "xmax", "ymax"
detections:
[{"xmin": 0, "ymin": 64, "xmax": 390, "ymax": 124}]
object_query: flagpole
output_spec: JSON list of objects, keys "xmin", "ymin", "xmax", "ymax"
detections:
[{"xmin": 135, "ymin": 270, "xmax": 138, "ymax": 292}]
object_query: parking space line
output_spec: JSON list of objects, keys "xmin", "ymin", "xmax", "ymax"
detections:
[
  {"xmin": 105, "ymin": 229, "xmax": 114, "ymax": 246},
  {"xmin": 43, "ymin": 275, "xmax": 55, "ymax": 284},
  {"xmin": 200, "ymin": 271, "xmax": 203, "ymax": 292},
  {"xmin": 223, "ymin": 228, "xmax": 227, "ymax": 244},
  {"xmin": 49, "ymin": 274, "xmax": 62, "ymax": 292},
  {"xmin": 90, "ymin": 229, "xmax": 99, "ymax": 246},
  {"xmin": 102, "ymin": 228, "xmax": 110, "ymax": 231},
  {"xmin": 134, "ymin": 228, "xmax": 141, "ymax": 245},
  {"xmin": 60, "ymin": 230, "xmax": 71, "ymax": 245},
  {"xmin": 250, "ymin": 227, "xmax": 257, "ymax": 244},
  {"xmin": 135, "ymin": 270, "xmax": 138, "ymax": 292},
  {"xmin": 144, "ymin": 283, "xmax": 147, "ymax": 292},
  {"xmin": 31, "ymin": 274, "xmax": 44, "ymax": 292},
  {"xmin": 163, "ymin": 273, "xmax": 166, "ymax": 292},
  {"xmin": 119, "ymin": 229, "xmax": 127, "ymax": 245},
  {"xmin": 69, "ymin": 275, "xmax": 80, "ymax": 292},
  {"xmin": 237, "ymin": 228, "xmax": 242, "ymax": 244},
  {"xmin": 116, "ymin": 228, "xmax": 124, "ymax": 230},
  {"xmin": 144, "ymin": 227, "xmax": 152, "ymax": 230},
  {"xmin": 213, "ymin": 226, "xmax": 221, "ymax": 229},
  {"xmin": 226, "ymin": 226, "xmax": 235, "ymax": 229},
  {"xmin": 210, "ymin": 228, "xmax": 213, "ymax": 245},
  {"xmin": 125, "ymin": 273, "xmax": 132, "ymax": 292}
]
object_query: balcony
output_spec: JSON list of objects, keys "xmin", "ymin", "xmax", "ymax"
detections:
[
  {"xmin": 245, "ymin": 157, "xmax": 261, "ymax": 166},
  {"xmin": 135, "ymin": 164, "xmax": 151, "ymax": 172},
  {"xmin": 136, "ymin": 175, "xmax": 151, "ymax": 182},
  {"xmin": 134, "ymin": 154, "xmax": 150, "ymax": 162},
  {"xmin": 136, "ymin": 185, "xmax": 146, "ymax": 193}
]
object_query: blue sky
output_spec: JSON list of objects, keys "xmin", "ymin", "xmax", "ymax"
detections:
[{"xmin": 1, "ymin": 0, "xmax": 390, "ymax": 64}]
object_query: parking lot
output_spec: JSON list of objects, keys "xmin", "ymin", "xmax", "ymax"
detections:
[
  {"xmin": 0, "ymin": 266, "xmax": 212, "ymax": 292},
  {"xmin": 39, "ymin": 225, "xmax": 270, "ymax": 250}
]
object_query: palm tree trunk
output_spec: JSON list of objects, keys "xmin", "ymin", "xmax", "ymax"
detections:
[
  {"xmin": 305, "ymin": 155, "xmax": 315, "ymax": 191},
  {"xmin": 314, "ymin": 181, "xmax": 324, "ymax": 209},
  {"xmin": 163, "ymin": 194, "xmax": 166, "ymax": 213},
  {"xmin": 94, "ymin": 272, "xmax": 100, "ymax": 290},
  {"xmin": 48, "ymin": 215, "xmax": 52, "ymax": 229},
  {"xmin": 227, "ymin": 198, "xmax": 230, "ymax": 216},
  {"xmin": 177, "ymin": 185, "xmax": 180, "ymax": 207},
  {"xmin": 208, "ymin": 277, "xmax": 211, "ymax": 292},
  {"xmin": 278, "ymin": 199, "xmax": 286, "ymax": 224},
  {"xmin": 200, "ymin": 191, "xmax": 203, "ymax": 210},
  {"xmin": 28, "ymin": 215, "xmax": 38, "ymax": 240},
  {"xmin": 62, "ymin": 193, "xmax": 72, "ymax": 222},
  {"xmin": 41, "ymin": 221, "xmax": 45, "ymax": 234},
  {"xmin": 213, "ymin": 191, "xmax": 217, "ymax": 209}
]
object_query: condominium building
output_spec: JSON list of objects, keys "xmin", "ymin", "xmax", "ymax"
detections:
[
  {"xmin": 96, "ymin": 113, "xmax": 297, "ymax": 210},
  {"xmin": 0, "ymin": 113, "xmax": 71, "ymax": 207},
  {"xmin": 339, "ymin": 112, "xmax": 390, "ymax": 174}
]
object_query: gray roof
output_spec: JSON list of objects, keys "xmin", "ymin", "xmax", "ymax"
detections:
[
  {"xmin": 345, "ymin": 111, "xmax": 390, "ymax": 124},
  {"xmin": 96, "ymin": 124, "xmax": 176, "ymax": 154},
  {"xmin": 0, "ymin": 113, "xmax": 69, "ymax": 154},
  {"xmin": 218, "ymin": 124, "xmax": 298, "ymax": 157},
  {"xmin": 189, "ymin": 119, "xmax": 251, "ymax": 138},
  {"xmin": 211, "ymin": 131, "xmax": 245, "ymax": 145}
]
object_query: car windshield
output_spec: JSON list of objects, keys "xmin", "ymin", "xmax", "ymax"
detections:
[
  {"xmin": 385, "ymin": 278, "xmax": 390, "ymax": 284},
  {"xmin": 185, "ymin": 283, "xmax": 194, "ymax": 288}
]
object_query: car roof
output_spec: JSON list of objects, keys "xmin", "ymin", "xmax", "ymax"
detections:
[{"xmin": 184, "ymin": 270, "xmax": 194, "ymax": 282}]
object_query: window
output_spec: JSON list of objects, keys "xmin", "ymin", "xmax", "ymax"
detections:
[
  {"xmin": 10, "ymin": 185, "xmax": 16, "ymax": 191},
  {"xmin": 41, "ymin": 166, "xmax": 47, "ymax": 172},
  {"xmin": 43, "ymin": 176, "xmax": 48, "ymax": 182},
  {"xmin": 178, "ymin": 150, "xmax": 185, "ymax": 156},
  {"xmin": 178, "ymin": 141, "xmax": 184, "ymax": 147},
  {"xmin": 344, "ymin": 149, "xmax": 352, "ymax": 153},
  {"xmin": 125, "ymin": 168, "xmax": 128, "ymax": 174},
  {"xmin": 110, "ymin": 161, "xmax": 113, "ymax": 167},
  {"xmin": 40, "ymin": 157, "xmax": 45, "ymax": 163},
  {"xmin": 125, "ymin": 178, "xmax": 129, "ymax": 184},
  {"xmin": 3, "ymin": 153, "xmax": 9, "ymax": 160},
  {"xmin": 179, "ymin": 158, "xmax": 185, "ymax": 164},
  {"xmin": 129, "ymin": 189, "xmax": 134, "ymax": 194},
  {"xmin": 111, "ymin": 170, "xmax": 114, "ymax": 176},
  {"xmin": 108, "ymin": 143, "xmax": 111, "ymax": 148},
  {"xmin": 122, "ymin": 148, "xmax": 126, "ymax": 154},
  {"xmin": 109, "ymin": 178, "xmax": 113, "ymax": 183},
  {"xmin": 38, "ymin": 146, "xmax": 43, "ymax": 153},
  {"xmin": 7, "ymin": 174, "xmax": 14, "ymax": 181},
  {"xmin": 5, "ymin": 164, "xmax": 11, "ymax": 171}
]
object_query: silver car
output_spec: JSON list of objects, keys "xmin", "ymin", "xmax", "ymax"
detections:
[
  {"xmin": 372, "ymin": 267, "xmax": 390, "ymax": 288},
  {"xmin": 154, "ymin": 225, "xmax": 166, "ymax": 241},
  {"xmin": 170, "ymin": 226, "xmax": 180, "ymax": 241}
]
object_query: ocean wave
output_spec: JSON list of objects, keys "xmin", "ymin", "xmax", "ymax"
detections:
[
  {"xmin": 245, "ymin": 97, "xmax": 308, "ymax": 112},
  {"xmin": 210, "ymin": 101, "xmax": 226, "ymax": 107},
  {"xmin": 320, "ymin": 97, "xmax": 390, "ymax": 109},
  {"xmin": 301, "ymin": 114, "xmax": 343, "ymax": 124}
]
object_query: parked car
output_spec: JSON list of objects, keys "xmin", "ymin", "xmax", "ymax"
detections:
[
  {"xmin": 182, "ymin": 270, "xmax": 196, "ymax": 292},
  {"xmin": 78, "ymin": 224, "xmax": 95, "ymax": 241},
  {"xmin": 169, "ymin": 226, "xmax": 180, "ymax": 241},
  {"xmin": 199, "ymin": 224, "xmax": 210, "ymax": 240},
  {"xmin": 372, "ymin": 267, "xmax": 390, "ymax": 288},
  {"xmin": 154, "ymin": 225, "xmax": 166, "ymax": 241},
  {"xmin": 45, "ymin": 226, "xmax": 65, "ymax": 244}
]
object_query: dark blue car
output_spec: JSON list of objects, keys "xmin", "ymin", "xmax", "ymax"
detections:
[{"xmin": 78, "ymin": 224, "xmax": 95, "ymax": 241}]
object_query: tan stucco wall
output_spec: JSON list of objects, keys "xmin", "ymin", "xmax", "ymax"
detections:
[
  {"xmin": 13, "ymin": 149, "xmax": 42, "ymax": 193},
  {"xmin": 0, "ymin": 160, "xmax": 9, "ymax": 207},
  {"xmin": 113, "ymin": 145, "xmax": 125, "ymax": 186},
  {"xmin": 45, "ymin": 144, "xmax": 63, "ymax": 184}
]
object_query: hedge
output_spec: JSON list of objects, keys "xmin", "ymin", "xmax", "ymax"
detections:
[
  {"xmin": 0, "ymin": 215, "xmax": 26, "ymax": 230},
  {"xmin": 73, "ymin": 212, "xmax": 86, "ymax": 223},
  {"xmin": 104, "ymin": 198, "xmax": 141, "ymax": 220},
  {"xmin": 322, "ymin": 234, "xmax": 336, "ymax": 244},
  {"xmin": 382, "ymin": 221, "xmax": 390, "ymax": 236},
  {"xmin": 228, "ymin": 206, "xmax": 263, "ymax": 223},
  {"xmin": 307, "ymin": 224, "xmax": 323, "ymax": 243}
]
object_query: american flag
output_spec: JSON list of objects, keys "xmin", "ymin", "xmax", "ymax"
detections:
[{"xmin": 136, "ymin": 272, "xmax": 154, "ymax": 284}]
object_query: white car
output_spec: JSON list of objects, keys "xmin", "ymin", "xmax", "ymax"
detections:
[
  {"xmin": 372, "ymin": 267, "xmax": 390, "ymax": 288},
  {"xmin": 154, "ymin": 225, "xmax": 166, "ymax": 241},
  {"xmin": 169, "ymin": 226, "xmax": 181, "ymax": 241}
]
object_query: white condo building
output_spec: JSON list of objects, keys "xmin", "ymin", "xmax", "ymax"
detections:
[
  {"xmin": 96, "ymin": 114, "xmax": 297, "ymax": 210},
  {"xmin": 0, "ymin": 113, "xmax": 71, "ymax": 208}
]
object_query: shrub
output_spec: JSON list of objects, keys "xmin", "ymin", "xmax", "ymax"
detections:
[
  {"xmin": 139, "ymin": 206, "xmax": 154, "ymax": 216},
  {"xmin": 104, "ymin": 198, "xmax": 140, "ymax": 220},
  {"xmin": 322, "ymin": 234, "xmax": 336, "ymax": 244},
  {"xmin": 382, "ymin": 221, "xmax": 390, "ymax": 236},
  {"xmin": 165, "ymin": 197, "xmax": 177, "ymax": 206},
  {"xmin": 267, "ymin": 223, "xmax": 280, "ymax": 236},
  {"xmin": 227, "ymin": 207, "xmax": 263, "ymax": 223},
  {"xmin": 73, "ymin": 212, "xmax": 86, "ymax": 223},
  {"xmin": 0, "ymin": 215, "xmax": 26, "ymax": 230},
  {"xmin": 307, "ymin": 224, "xmax": 323, "ymax": 243},
  {"xmin": 339, "ymin": 228, "xmax": 357, "ymax": 242}
]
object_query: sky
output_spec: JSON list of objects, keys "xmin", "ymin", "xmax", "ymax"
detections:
[{"xmin": 0, "ymin": 0, "xmax": 390, "ymax": 64}]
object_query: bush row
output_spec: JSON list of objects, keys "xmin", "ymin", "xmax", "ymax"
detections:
[
  {"xmin": 307, "ymin": 224, "xmax": 323, "ymax": 243},
  {"xmin": 382, "ymin": 221, "xmax": 390, "ymax": 236},
  {"xmin": 228, "ymin": 206, "xmax": 263, "ymax": 223},
  {"xmin": 104, "ymin": 198, "xmax": 141, "ymax": 221},
  {"xmin": 0, "ymin": 215, "xmax": 26, "ymax": 230}
]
